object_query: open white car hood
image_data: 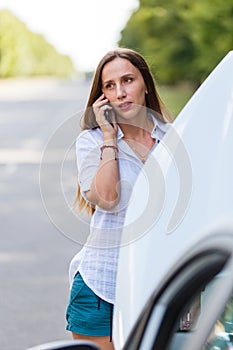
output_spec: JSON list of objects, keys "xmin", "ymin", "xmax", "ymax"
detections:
[{"xmin": 113, "ymin": 51, "xmax": 233, "ymax": 349}]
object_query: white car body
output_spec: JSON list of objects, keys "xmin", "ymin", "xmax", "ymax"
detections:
[{"xmin": 113, "ymin": 51, "xmax": 233, "ymax": 349}]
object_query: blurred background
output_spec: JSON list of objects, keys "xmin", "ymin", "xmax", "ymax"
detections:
[{"xmin": 0, "ymin": 0, "xmax": 232, "ymax": 349}]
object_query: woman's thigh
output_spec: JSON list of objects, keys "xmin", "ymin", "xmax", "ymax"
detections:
[{"xmin": 72, "ymin": 333, "xmax": 114, "ymax": 350}]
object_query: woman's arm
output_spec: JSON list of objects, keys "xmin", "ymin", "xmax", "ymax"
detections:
[
  {"xmin": 84, "ymin": 94, "xmax": 120, "ymax": 210},
  {"xmin": 85, "ymin": 135, "xmax": 120, "ymax": 210}
]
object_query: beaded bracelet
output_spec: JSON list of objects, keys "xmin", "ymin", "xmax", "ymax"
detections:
[{"xmin": 100, "ymin": 145, "xmax": 119, "ymax": 160}]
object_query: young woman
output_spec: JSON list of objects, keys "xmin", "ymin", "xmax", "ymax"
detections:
[{"xmin": 66, "ymin": 48, "xmax": 172, "ymax": 350}]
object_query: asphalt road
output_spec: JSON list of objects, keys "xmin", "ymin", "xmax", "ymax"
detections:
[{"xmin": 0, "ymin": 77, "xmax": 92, "ymax": 349}]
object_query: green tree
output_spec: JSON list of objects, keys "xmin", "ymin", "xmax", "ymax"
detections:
[
  {"xmin": 119, "ymin": 0, "xmax": 233, "ymax": 84},
  {"xmin": 0, "ymin": 9, "xmax": 76, "ymax": 78},
  {"xmin": 183, "ymin": 0, "xmax": 233, "ymax": 82}
]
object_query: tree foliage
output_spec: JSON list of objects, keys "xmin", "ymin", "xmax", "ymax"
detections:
[
  {"xmin": 119, "ymin": 0, "xmax": 233, "ymax": 84},
  {"xmin": 0, "ymin": 10, "xmax": 76, "ymax": 78}
]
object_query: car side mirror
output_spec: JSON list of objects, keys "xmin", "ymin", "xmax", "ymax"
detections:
[{"xmin": 27, "ymin": 340, "xmax": 100, "ymax": 350}]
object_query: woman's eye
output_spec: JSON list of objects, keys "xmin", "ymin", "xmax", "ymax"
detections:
[
  {"xmin": 124, "ymin": 77, "xmax": 133, "ymax": 83},
  {"xmin": 105, "ymin": 83, "xmax": 114, "ymax": 89}
]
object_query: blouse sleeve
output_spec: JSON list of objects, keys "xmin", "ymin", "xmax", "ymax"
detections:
[{"xmin": 76, "ymin": 130, "xmax": 101, "ymax": 200}]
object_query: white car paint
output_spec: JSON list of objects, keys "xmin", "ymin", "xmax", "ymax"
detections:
[{"xmin": 113, "ymin": 51, "xmax": 233, "ymax": 349}]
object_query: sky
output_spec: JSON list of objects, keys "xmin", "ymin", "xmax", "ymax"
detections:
[{"xmin": 0, "ymin": 0, "xmax": 138, "ymax": 72}]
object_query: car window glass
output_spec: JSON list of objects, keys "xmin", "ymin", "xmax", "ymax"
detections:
[
  {"xmin": 133, "ymin": 253, "xmax": 227, "ymax": 350},
  {"xmin": 169, "ymin": 271, "xmax": 231, "ymax": 350},
  {"xmin": 123, "ymin": 250, "xmax": 230, "ymax": 350},
  {"xmin": 203, "ymin": 294, "xmax": 233, "ymax": 350}
]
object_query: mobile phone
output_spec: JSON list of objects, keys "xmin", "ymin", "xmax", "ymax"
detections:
[{"xmin": 104, "ymin": 106, "xmax": 114, "ymax": 127}]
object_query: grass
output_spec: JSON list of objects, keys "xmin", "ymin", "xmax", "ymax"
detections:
[{"xmin": 158, "ymin": 83, "xmax": 196, "ymax": 119}]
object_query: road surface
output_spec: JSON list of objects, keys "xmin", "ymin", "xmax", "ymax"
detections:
[{"xmin": 0, "ymin": 77, "xmax": 92, "ymax": 349}]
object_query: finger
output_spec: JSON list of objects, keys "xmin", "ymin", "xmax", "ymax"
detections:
[
  {"xmin": 93, "ymin": 99, "xmax": 109, "ymax": 109},
  {"xmin": 101, "ymin": 104, "xmax": 112, "ymax": 112},
  {"xmin": 95, "ymin": 93, "xmax": 108, "ymax": 103}
]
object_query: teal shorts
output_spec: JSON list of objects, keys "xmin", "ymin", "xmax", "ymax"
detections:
[{"xmin": 66, "ymin": 272, "xmax": 114, "ymax": 337}]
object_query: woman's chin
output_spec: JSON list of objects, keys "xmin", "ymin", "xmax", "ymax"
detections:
[{"xmin": 117, "ymin": 105, "xmax": 147, "ymax": 124}]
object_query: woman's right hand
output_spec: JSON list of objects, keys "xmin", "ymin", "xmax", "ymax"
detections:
[
  {"xmin": 87, "ymin": 94, "xmax": 120, "ymax": 210},
  {"xmin": 92, "ymin": 94, "xmax": 118, "ymax": 137}
]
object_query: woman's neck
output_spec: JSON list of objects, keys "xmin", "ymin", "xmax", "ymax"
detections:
[{"xmin": 119, "ymin": 117, "xmax": 154, "ymax": 141}]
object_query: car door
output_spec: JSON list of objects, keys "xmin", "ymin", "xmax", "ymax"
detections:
[{"xmin": 122, "ymin": 232, "xmax": 233, "ymax": 350}]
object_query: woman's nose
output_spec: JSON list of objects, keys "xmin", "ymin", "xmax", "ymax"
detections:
[{"xmin": 116, "ymin": 83, "xmax": 126, "ymax": 99}]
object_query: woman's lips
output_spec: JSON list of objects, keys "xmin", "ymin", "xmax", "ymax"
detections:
[{"xmin": 118, "ymin": 102, "xmax": 132, "ymax": 111}]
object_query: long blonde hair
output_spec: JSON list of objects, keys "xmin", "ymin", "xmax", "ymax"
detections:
[{"xmin": 76, "ymin": 48, "xmax": 172, "ymax": 215}]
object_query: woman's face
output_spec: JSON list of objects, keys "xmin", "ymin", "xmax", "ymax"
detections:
[{"xmin": 101, "ymin": 57, "xmax": 148, "ymax": 121}]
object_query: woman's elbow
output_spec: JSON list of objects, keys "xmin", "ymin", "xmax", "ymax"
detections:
[
  {"xmin": 98, "ymin": 197, "xmax": 119, "ymax": 210},
  {"xmin": 86, "ymin": 190, "xmax": 120, "ymax": 211}
]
